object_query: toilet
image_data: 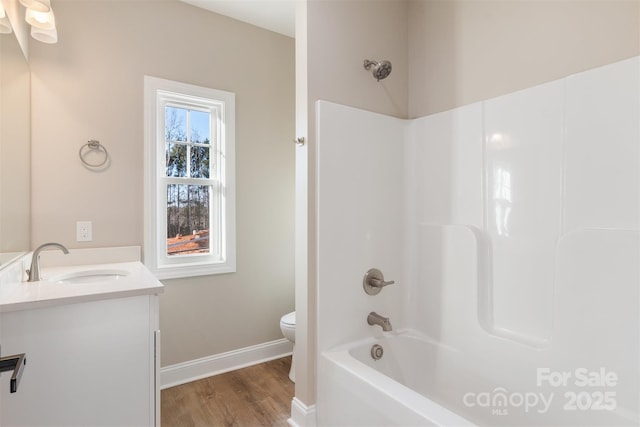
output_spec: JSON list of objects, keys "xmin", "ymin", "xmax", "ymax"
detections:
[{"xmin": 279, "ymin": 311, "xmax": 296, "ymax": 382}]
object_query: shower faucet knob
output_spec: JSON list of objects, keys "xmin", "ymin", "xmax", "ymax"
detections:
[{"xmin": 363, "ymin": 268, "xmax": 395, "ymax": 295}]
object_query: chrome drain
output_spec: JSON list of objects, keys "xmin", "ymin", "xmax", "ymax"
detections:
[{"xmin": 371, "ymin": 344, "xmax": 384, "ymax": 360}]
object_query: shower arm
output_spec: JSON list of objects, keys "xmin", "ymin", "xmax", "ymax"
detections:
[{"xmin": 363, "ymin": 59, "xmax": 377, "ymax": 70}]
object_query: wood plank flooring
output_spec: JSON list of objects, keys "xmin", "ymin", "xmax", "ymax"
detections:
[{"xmin": 161, "ymin": 356, "xmax": 294, "ymax": 427}]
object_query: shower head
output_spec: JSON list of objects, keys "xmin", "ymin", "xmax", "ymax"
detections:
[{"xmin": 363, "ymin": 59, "xmax": 392, "ymax": 81}]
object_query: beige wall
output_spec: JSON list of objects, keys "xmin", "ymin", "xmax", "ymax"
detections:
[
  {"xmin": 308, "ymin": 0, "xmax": 409, "ymax": 119},
  {"xmin": 29, "ymin": 0, "xmax": 295, "ymax": 366},
  {"xmin": 408, "ymin": 0, "xmax": 640, "ymax": 117}
]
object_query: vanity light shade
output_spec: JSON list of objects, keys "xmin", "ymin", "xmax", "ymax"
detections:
[
  {"xmin": 18, "ymin": 0, "xmax": 51, "ymax": 13},
  {"xmin": 25, "ymin": 7, "xmax": 55, "ymax": 30},
  {"xmin": 0, "ymin": 2, "xmax": 5, "ymax": 19},
  {"xmin": 0, "ymin": 16, "xmax": 12, "ymax": 34},
  {"xmin": 31, "ymin": 25, "xmax": 57, "ymax": 44}
]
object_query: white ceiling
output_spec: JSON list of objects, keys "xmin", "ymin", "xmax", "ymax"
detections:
[{"xmin": 179, "ymin": 0, "xmax": 295, "ymax": 38}]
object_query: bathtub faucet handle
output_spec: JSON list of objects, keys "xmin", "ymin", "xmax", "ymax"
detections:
[
  {"xmin": 363, "ymin": 268, "xmax": 395, "ymax": 295},
  {"xmin": 371, "ymin": 278, "xmax": 395, "ymax": 287}
]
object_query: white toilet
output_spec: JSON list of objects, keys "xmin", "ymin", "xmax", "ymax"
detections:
[{"xmin": 279, "ymin": 311, "xmax": 296, "ymax": 382}]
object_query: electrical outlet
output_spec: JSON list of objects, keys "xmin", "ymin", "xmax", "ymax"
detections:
[{"xmin": 77, "ymin": 221, "xmax": 93, "ymax": 242}]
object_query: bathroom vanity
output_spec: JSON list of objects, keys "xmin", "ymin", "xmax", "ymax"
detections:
[{"xmin": 0, "ymin": 247, "xmax": 163, "ymax": 426}]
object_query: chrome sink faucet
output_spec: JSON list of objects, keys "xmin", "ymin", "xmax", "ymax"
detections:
[
  {"xmin": 27, "ymin": 243, "xmax": 69, "ymax": 282},
  {"xmin": 367, "ymin": 312, "xmax": 392, "ymax": 332}
]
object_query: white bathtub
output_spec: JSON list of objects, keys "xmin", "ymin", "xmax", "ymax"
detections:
[
  {"xmin": 319, "ymin": 330, "xmax": 475, "ymax": 426},
  {"xmin": 318, "ymin": 330, "xmax": 636, "ymax": 426}
]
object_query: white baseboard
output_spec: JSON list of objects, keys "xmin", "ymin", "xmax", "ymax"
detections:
[
  {"xmin": 288, "ymin": 397, "xmax": 316, "ymax": 427},
  {"xmin": 160, "ymin": 338, "xmax": 293, "ymax": 389}
]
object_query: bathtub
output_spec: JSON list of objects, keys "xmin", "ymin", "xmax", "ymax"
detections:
[
  {"xmin": 318, "ymin": 330, "xmax": 636, "ymax": 426},
  {"xmin": 318, "ymin": 330, "xmax": 474, "ymax": 426}
]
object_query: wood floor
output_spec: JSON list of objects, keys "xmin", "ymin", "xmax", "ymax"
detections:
[{"xmin": 161, "ymin": 357, "xmax": 294, "ymax": 427}]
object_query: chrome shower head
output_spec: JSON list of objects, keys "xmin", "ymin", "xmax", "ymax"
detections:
[{"xmin": 363, "ymin": 59, "xmax": 392, "ymax": 81}]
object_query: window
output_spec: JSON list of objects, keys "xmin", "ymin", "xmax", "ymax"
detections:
[{"xmin": 144, "ymin": 76, "xmax": 235, "ymax": 279}]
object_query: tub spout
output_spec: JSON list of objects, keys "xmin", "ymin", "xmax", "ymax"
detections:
[{"xmin": 367, "ymin": 312, "xmax": 392, "ymax": 331}]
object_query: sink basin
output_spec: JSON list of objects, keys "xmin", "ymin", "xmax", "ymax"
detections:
[{"xmin": 51, "ymin": 269, "xmax": 130, "ymax": 284}]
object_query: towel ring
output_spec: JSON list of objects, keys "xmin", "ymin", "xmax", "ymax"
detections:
[{"xmin": 79, "ymin": 140, "xmax": 108, "ymax": 168}]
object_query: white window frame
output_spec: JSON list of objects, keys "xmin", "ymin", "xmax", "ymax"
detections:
[{"xmin": 144, "ymin": 76, "xmax": 236, "ymax": 279}]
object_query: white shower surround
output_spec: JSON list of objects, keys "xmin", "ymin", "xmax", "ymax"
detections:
[{"xmin": 316, "ymin": 56, "xmax": 639, "ymax": 425}]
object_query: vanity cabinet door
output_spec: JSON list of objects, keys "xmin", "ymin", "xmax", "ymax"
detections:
[{"xmin": 0, "ymin": 295, "xmax": 159, "ymax": 426}]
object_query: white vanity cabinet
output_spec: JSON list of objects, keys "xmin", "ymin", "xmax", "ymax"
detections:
[{"xmin": 0, "ymin": 294, "xmax": 160, "ymax": 426}]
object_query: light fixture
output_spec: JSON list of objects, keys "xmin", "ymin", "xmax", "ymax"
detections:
[
  {"xmin": 19, "ymin": 0, "xmax": 50, "ymax": 13},
  {"xmin": 25, "ymin": 7, "xmax": 55, "ymax": 30},
  {"xmin": 22, "ymin": 0, "xmax": 58, "ymax": 44},
  {"xmin": 0, "ymin": 17, "xmax": 11, "ymax": 34},
  {"xmin": 0, "ymin": 1, "xmax": 11, "ymax": 34},
  {"xmin": 31, "ymin": 25, "xmax": 56, "ymax": 43}
]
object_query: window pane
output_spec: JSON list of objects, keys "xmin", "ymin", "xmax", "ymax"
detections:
[
  {"xmin": 166, "ymin": 184, "xmax": 210, "ymax": 256},
  {"xmin": 165, "ymin": 107, "xmax": 187, "ymax": 142},
  {"xmin": 190, "ymin": 146, "xmax": 210, "ymax": 178},
  {"xmin": 190, "ymin": 110, "xmax": 210, "ymax": 144},
  {"xmin": 166, "ymin": 143, "xmax": 187, "ymax": 177}
]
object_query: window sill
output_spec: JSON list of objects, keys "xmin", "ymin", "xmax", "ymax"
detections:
[{"xmin": 150, "ymin": 262, "xmax": 236, "ymax": 281}]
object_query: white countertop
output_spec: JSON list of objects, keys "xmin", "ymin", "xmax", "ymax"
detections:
[{"xmin": 0, "ymin": 247, "xmax": 164, "ymax": 313}]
